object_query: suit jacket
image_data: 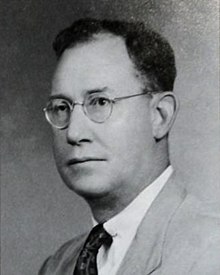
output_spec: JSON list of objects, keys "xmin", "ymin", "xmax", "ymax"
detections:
[{"xmin": 39, "ymin": 174, "xmax": 220, "ymax": 275}]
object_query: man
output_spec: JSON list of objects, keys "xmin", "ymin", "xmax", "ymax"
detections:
[{"xmin": 40, "ymin": 18, "xmax": 220, "ymax": 274}]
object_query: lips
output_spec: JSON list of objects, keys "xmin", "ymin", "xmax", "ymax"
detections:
[{"xmin": 67, "ymin": 157, "xmax": 106, "ymax": 165}]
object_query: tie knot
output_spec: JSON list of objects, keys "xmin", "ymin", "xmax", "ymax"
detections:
[
  {"xmin": 73, "ymin": 224, "xmax": 112, "ymax": 274},
  {"xmin": 84, "ymin": 224, "xmax": 112, "ymax": 251}
]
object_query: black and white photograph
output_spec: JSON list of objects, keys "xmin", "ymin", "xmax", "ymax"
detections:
[{"xmin": 1, "ymin": 1, "xmax": 220, "ymax": 274}]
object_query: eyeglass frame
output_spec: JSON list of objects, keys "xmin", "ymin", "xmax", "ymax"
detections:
[{"xmin": 43, "ymin": 90, "xmax": 164, "ymax": 129}]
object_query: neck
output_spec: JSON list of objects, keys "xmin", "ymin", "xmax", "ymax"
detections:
[
  {"xmin": 87, "ymin": 158, "xmax": 170, "ymax": 223},
  {"xmin": 87, "ymin": 195, "xmax": 127, "ymax": 223}
]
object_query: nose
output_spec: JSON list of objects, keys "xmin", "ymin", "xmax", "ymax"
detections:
[{"xmin": 66, "ymin": 104, "xmax": 92, "ymax": 146}]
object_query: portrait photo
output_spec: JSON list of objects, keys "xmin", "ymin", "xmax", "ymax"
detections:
[{"xmin": 1, "ymin": 1, "xmax": 219, "ymax": 275}]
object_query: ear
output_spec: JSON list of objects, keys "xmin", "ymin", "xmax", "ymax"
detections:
[{"xmin": 150, "ymin": 92, "xmax": 179, "ymax": 140}]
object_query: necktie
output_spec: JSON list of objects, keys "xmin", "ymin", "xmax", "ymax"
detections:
[{"xmin": 73, "ymin": 223, "xmax": 112, "ymax": 275}]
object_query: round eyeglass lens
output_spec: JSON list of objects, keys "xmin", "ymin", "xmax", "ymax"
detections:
[
  {"xmin": 84, "ymin": 94, "xmax": 112, "ymax": 123},
  {"xmin": 46, "ymin": 98, "xmax": 71, "ymax": 128}
]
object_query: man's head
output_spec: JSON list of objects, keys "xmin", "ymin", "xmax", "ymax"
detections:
[
  {"xmin": 45, "ymin": 18, "xmax": 178, "ymax": 217},
  {"xmin": 53, "ymin": 18, "xmax": 176, "ymax": 92}
]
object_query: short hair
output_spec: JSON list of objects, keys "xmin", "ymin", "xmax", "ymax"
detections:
[{"xmin": 53, "ymin": 18, "xmax": 176, "ymax": 91}]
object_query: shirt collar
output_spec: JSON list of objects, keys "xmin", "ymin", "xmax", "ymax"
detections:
[{"xmin": 92, "ymin": 166, "xmax": 173, "ymax": 238}]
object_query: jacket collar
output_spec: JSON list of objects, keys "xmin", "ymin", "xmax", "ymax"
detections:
[{"xmin": 117, "ymin": 172, "xmax": 187, "ymax": 275}]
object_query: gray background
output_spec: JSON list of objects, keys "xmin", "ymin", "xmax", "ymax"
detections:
[{"xmin": 1, "ymin": 1, "xmax": 219, "ymax": 274}]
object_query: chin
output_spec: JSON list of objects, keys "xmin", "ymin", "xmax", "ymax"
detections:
[
  {"xmin": 73, "ymin": 185, "xmax": 111, "ymax": 201},
  {"xmin": 62, "ymin": 174, "xmax": 111, "ymax": 199}
]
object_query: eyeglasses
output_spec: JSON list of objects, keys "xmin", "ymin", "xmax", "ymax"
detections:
[{"xmin": 43, "ymin": 91, "xmax": 152, "ymax": 129}]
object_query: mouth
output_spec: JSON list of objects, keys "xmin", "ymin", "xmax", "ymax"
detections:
[{"xmin": 67, "ymin": 157, "xmax": 107, "ymax": 166}]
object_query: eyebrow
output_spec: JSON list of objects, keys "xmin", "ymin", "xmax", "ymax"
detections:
[
  {"xmin": 48, "ymin": 87, "xmax": 109, "ymax": 101},
  {"xmin": 87, "ymin": 87, "xmax": 108, "ymax": 95},
  {"xmin": 48, "ymin": 94, "xmax": 72, "ymax": 101}
]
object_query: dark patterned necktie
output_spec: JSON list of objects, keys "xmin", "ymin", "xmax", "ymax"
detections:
[{"xmin": 73, "ymin": 223, "xmax": 113, "ymax": 275}]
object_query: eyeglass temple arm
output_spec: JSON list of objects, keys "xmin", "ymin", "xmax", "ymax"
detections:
[
  {"xmin": 113, "ymin": 90, "xmax": 170, "ymax": 102},
  {"xmin": 113, "ymin": 91, "xmax": 151, "ymax": 102}
]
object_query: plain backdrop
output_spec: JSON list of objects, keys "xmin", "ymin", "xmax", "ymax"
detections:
[{"xmin": 1, "ymin": 1, "xmax": 219, "ymax": 275}]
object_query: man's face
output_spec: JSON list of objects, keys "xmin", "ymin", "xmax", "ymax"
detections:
[{"xmin": 51, "ymin": 34, "xmax": 156, "ymax": 202}]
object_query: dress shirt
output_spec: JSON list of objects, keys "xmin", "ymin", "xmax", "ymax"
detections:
[{"xmin": 92, "ymin": 166, "xmax": 173, "ymax": 275}]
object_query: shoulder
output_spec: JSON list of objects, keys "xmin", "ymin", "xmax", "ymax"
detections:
[
  {"xmin": 170, "ymin": 195, "xmax": 220, "ymax": 240},
  {"xmin": 162, "ymin": 173, "xmax": 220, "ymax": 246},
  {"xmin": 163, "ymin": 195, "xmax": 220, "ymax": 273},
  {"xmin": 38, "ymin": 232, "xmax": 88, "ymax": 275}
]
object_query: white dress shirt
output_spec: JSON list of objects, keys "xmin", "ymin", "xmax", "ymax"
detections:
[{"xmin": 92, "ymin": 166, "xmax": 173, "ymax": 275}]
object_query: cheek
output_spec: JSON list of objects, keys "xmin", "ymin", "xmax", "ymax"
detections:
[
  {"xmin": 109, "ymin": 110, "xmax": 153, "ymax": 148},
  {"xmin": 105, "ymin": 119, "xmax": 153, "ymax": 163}
]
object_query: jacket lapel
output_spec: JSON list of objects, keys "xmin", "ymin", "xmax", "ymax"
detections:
[{"xmin": 117, "ymin": 173, "xmax": 187, "ymax": 275}]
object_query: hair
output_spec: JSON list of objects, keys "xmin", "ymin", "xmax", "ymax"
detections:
[{"xmin": 53, "ymin": 18, "xmax": 176, "ymax": 91}]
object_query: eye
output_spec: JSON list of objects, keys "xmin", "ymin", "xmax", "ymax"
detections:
[
  {"xmin": 47, "ymin": 99, "xmax": 70, "ymax": 114},
  {"xmin": 89, "ymin": 97, "xmax": 110, "ymax": 107},
  {"xmin": 55, "ymin": 103, "xmax": 68, "ymax": 111}
]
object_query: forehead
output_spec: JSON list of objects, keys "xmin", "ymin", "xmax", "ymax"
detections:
[{"xmin": 51, "ymin": 33, "xmax": 144, "ymax": 98}]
